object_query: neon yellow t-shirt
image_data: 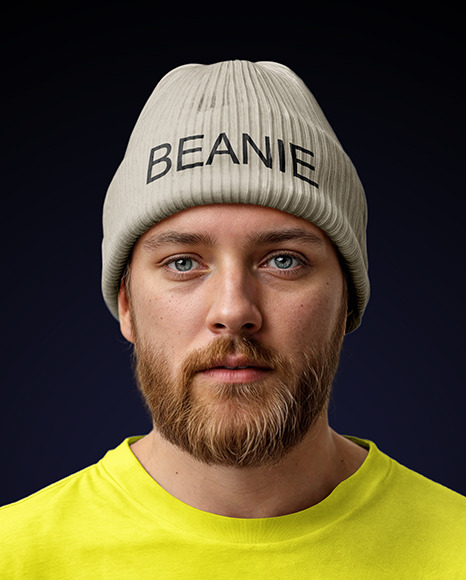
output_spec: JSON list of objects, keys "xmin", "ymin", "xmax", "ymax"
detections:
[{"xmin": 1, "ymin": 437, "xmax": 465, "ymax": 578}]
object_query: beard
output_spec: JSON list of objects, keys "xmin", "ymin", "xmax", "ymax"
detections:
[{"xmin": 132, "ymin": 308, "xmax": 346, "ymax": 469}]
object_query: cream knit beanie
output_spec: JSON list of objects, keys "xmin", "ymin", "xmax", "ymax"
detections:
[{"xmin": 102, "ymin": 60, "xmax": 369, "ymax": 333}]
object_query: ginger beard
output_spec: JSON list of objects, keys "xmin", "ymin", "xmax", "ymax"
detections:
[{"xmin": 131, "ymin": 305, "xmax": 346, "ymax": 469}]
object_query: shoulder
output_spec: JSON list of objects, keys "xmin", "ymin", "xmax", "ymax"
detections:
[
  {"xmin": 0, "ymin": 438, "xmax": 135, "ymax": 526},
  {"xmin": 0, "ymin": 439, "xmax": 138, "ymax": 576},
  {"xmin": 353, "ymin": 438, "xmax": 466, "ymax": 507},
  {"xmin": 349, "ymin": 437, "xmax": 466, "ymax": 528},
  {"xmin": 1, "ymin": 461, "xmax": 99, "ymax": 529},
  {"xmin": 386, "ymin": 454, "xmax": 466, "ymax": 511},
  {"xmin": 0, "ymin": 461, "xmax": 101, "ymax": 573},
  {"xmin": 0, "ymin": 439, "xmax": 146, "ymax": 576},
  {"xmin": 360, "ymin": 438, "xmax": 466, "ymax": 518},
  {"xmin": 375, "ymin": 445, "xmax": 466, "ymax": 559},
  {"xmin": 346, "ymin": 439, "xmax": 466, "ymax": 574},
  {"xmin": 1, "ymin": 438, "xmax": 141, "ymax": 539}
]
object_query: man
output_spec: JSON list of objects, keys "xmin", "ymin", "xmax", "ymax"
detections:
[{"xmin": 2, "ymin": 60, "xmax": 465, "ymax": 577}]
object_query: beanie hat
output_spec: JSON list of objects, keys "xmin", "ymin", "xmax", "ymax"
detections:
[{"xmin": 102, "ymin": 60, "xmax": 369, "ymax": 333}]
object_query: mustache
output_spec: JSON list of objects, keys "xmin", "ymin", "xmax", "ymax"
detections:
[{"xmin": 181, "ymin": 335, "xmax": 287, "ymax": 382}]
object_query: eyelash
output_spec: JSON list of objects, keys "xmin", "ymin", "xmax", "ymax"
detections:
[
  {"xmin": 261, "ymin": 251, "xmax": 307, "ymax": 270},
  {"xmin": 161, "ymin": 255, "xmax": 205, "ymax": 278},
  {"xmin": 161, "ymin": 251, "xmax": 309, "ymax": 278}
]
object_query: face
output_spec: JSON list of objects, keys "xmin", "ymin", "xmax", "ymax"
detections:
[{"xmin": 119, "ymin": 204, "xmax": 347, "ymax": 467}]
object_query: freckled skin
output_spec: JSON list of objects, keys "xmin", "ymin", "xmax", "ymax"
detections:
[
  {"xmin": 119, "ymin": 204, "xmax": 346, "ymax": 381},
  {"xmin": 118, "ymin": 204, "xmax": 368, "ymax": 518}
]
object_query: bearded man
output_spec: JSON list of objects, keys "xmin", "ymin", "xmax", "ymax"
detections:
[{"xmin": 2, "ymin": 60, "xmax": 465, "ymax": 578}]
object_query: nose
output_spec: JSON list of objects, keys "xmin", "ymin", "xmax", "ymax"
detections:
[{"xmin": 206, "ymin": 268, "xmax": 263, "ymax": 335}]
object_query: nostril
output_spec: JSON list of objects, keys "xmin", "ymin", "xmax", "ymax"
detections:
[
  {"xmin": 211, "ymin": 321, "xmax": 258, "ymax": 333},
  {"xmin": 206, "ymin": 289, "xmax": 263, "ymax": 334}
]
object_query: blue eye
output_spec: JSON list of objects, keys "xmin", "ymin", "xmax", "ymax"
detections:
[
  {"xmin": 167, "ymin": 257, "xmax": 198, "ymax": 272},
  {"xmin": 269, "ymin": 254, "xmax": 300, "ymax": 269}
]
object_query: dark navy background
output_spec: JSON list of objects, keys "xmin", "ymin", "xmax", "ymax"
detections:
[{"xmin": 2, "ymin": 6, "xmax": 464, "ymax": 505}]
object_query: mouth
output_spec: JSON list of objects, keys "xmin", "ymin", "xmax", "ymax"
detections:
[
  {"xmin": 198, "ymin": 356, "xmax": 272, "ymax": 383},
  {"xmin": 207, "ymin": 354, "xmax": 271, "ymax": 371},
  {"xmin": 216, "ymin": 365, "xmax": 258, "ymax": 370}
]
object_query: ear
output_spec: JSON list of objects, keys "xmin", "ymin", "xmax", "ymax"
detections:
[{"xmin": 118, "ymin": 279, "xmax": 135, "ymax": 344}]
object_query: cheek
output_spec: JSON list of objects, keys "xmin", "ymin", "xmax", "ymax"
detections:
[
  {"xmin": 131, "ymin": 285, "xmax": 205, "ymax": 344},
  {"xmin": 275, "ymin": 286, "xmax": 344, "ymax": 346}
]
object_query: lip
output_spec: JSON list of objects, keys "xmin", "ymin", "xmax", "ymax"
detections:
[
  {"xmin": 198, "ymin": 355, "xmax": 272, "ymax": 383},
  {"xmin": 200, "ymin": 367, "xmax": 271, "ymax": 383}
]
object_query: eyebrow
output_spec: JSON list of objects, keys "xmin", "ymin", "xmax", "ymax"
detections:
[
  {"xmin": 246, "ymin": 227, "xmax": 325, "ymax": 247},
  {"xmin": 140, "ymin": 226, "xmax": 324, "ymax": 252},
  {"xmin": 141, "ymin": 231, "xmax": 217, "ymax": 251}
]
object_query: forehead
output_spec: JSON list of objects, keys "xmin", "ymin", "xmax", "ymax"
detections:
[{"xmin": 137, "ymin": 203, "xmax": 329, "ymax": 247}]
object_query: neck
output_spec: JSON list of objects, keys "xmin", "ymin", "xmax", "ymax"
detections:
[{"xmin": 130, "ymin": 417, "xmax": 368, "ymax": 518}]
